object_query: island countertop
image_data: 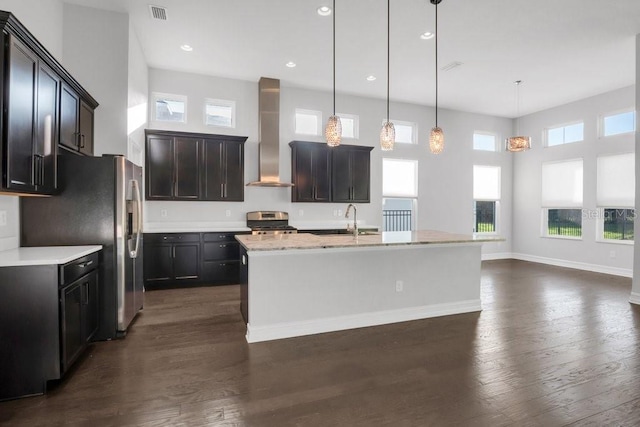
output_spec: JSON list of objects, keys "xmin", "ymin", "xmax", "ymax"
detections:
[{"xmin": 236, "ymin": 230, "xmax": 502, "ymax": 252}]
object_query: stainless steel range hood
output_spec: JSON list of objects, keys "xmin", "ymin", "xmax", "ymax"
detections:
[{"xmin": 246, "ymin": 77, "xmax": 294, "ymax": 187}]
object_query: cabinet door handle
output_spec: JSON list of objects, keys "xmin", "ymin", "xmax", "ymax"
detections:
[
  {"xmin": 74, "ymin": 132, "xmax": 80, "ymax": 147},
  {"xmin": 80, "ymin": 134, "xmax": 86, "ymax": 149},
  {"xmin": 78, "ymin": 260, "xmax": 94, "ymax": 268},
  {"xmin": 172, "ymin": 246, "xmax": 176, "ymax": 258},
  {"xmin": 220, "ymin": 244, "xmax": 226, "ymax": 248},
  {"xmin": 83, "ymin": 282, "xmax": 89, "ymax": 305},
  {"xmin": 224, "ymin": 183, "xmax": 227, "ymax": 198}
]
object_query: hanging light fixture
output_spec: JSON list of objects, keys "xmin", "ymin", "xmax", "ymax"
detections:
[
  {"xmin": 506, "ymin": 80, "xmax": 531, "ymax": 152},
  {"xmin": 429, "ymin": 0, "xmax": 444, "ymax": 154},
  {"xmin": 325, "ymin": 0, "xmax": 341, "ymax": 147},
  {"xmin": 380, "ymin": 0, "xmax": 395, "ymax": 151}
]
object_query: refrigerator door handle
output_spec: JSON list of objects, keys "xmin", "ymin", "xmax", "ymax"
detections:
[{"xmin": 128, "ymin": 179, "xmax": 142, "ymax": 258}]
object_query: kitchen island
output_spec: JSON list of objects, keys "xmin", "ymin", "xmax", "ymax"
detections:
[{"xmin": 236, "ymin": 230, "xmax": 501, "ymax": 343}]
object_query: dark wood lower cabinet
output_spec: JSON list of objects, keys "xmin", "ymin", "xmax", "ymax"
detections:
[{"xmin": 144, "ymin": 232, "xmax": 247, "ymax": 289}]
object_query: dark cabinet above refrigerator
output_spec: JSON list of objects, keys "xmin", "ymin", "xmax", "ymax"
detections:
[{"xmin": 0, "ymin": 11, "xmax": 98, "ymax": 196}]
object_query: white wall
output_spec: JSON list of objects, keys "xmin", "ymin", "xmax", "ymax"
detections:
[
  {"xmin": 146, "ymin": 69, "xmax": 513, "ymax": 256},
  {"xmin": 62, "ymin": 3, "xmax": 129, "ymax": 157},
  {"xmin": 0, "ymin": 0, "xmax": 63, "ymax": 251},
  {"xmin": 513, "ymin": 86, "xmax": 635, "ymax": 276},
  {"xmin": 127, "ymin": 23, "xmax": 148, "ymax": 166},
  {"xmin": 632, "ymin": 34, "xmax": 640, "ymax": 303}
]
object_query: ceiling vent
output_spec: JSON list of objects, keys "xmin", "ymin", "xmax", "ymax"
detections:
[
  {"xmin": 149, "ymin": 5, "xmax": 168, "ymax": 21},
  {"xmin": 441, "ymin": 61, "xmax": 463, "ymax": 72}
]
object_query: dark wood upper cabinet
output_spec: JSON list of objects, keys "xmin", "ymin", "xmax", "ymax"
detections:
[
  {"xmin": 332, "ymin": 145, "xmax": 373, "ymax": 203},
  {"xmin": 145, "ymin": 130, "xmax": 246, "ymax": 201},
  {"xmin": 289, "ymin": 141, "xmax": 332, "ymax": 202},
  {"xmin": 290, "ymin": 141, "xmax": 372, "ymax": 203},
  {"xmin": 0, "ymin": 11, "xmax": 98, "ymax": 196}
]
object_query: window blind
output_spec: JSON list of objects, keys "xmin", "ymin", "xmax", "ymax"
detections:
[
  {"xmin": 473, "ymin": 165, "xmax": 501, "ymax": 200},
  {"xmin": 541, "ymin": 159, "xmax": 583, "ymax": 208},
  {"xmin": 597, "ymin": 153, "xmax": 635, "ymax": 207}
]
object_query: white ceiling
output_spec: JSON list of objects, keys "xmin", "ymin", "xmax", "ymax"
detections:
[{"xmin": 65, "ymin": 0, "xmax": 640, "ymax": 118}]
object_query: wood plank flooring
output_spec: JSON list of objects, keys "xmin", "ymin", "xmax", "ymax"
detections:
[{"xmin": 1, "ymin": 259, "xmax": 639, "ymax": 426}]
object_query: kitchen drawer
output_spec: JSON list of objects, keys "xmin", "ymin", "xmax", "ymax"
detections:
[
  {"xmin": 144, "ymin": 233, "xmax": 200, "ymax": 244},
  {"xmin": 203, "ymin": 232, "xmax": 238, "ymax": 242},
  {"xmin": 59, "ymin": 251, "xmax": 99, "ymax": 286},
  {"xmin": 202, "ymin": 261, "xmax": 239, "ymax": 284},
  {"xmin": 203, "ymin": 241, "xmax": 240, "ymax": 261}
]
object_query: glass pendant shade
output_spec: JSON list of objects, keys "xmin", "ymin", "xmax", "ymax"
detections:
[
  {"xmin": 380, "ymin": 121, "xmax": 395, "ymax": 151},
  {"xmin": 429, "ymin": 126, "xmax": 444, "ymax": 154},
  {"xmin": 325, "ymin": 115, "xmax": 342, "ymax": 147},
  {"xmin": 506, "ymin": 136, "xmax": 531, "ymax": 152}
]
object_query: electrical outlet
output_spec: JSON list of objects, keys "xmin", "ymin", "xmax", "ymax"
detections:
[
  {"xmin": 338, "ymin": 209, "xmax": 343, "ymax": 216},
  {"xmin": 225, "ymin": 210, "xmax": 231, "ymax": 217},
  {"xmin": 160, "ymin": 209, "xmax": 168, "ymax": 218},
  {"xmin": 0, "ymin": 210, "xmax": 6, "ymax": 226},
  {"xmin": 395, "ymin": 280, "xmax": 403, "ymax": 292},
  {"xmin": 298, "ymin": 209, "xmax": 304, "ymax": 217},
  {"xmin": 609, "ymin": 250, "xmax": 616, "ymax": 259}
]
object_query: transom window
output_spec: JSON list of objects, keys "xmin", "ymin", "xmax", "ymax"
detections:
[
  {"xmin": 384, "ymin": 120, "xmax": 417, "ymax": 144},
  {"xmin": 153, "ymin": 93, "xmax": 186, "ymax": 123},
  {"xmin": 546, "ymin": 122, "xmax": 584, "ymax": 146},
  {"xmin": 205, "ymin": 99, "xmax": 235, "ymax": 128},
  {"xmin": 473, "ymin": 132, "xmax": 497, "ymax": 151},
  {"xmin": 337, "ymin": 113, "xmax": 359, "ymax": 139},
  {"xmin": 295, "ymin": 109, "xmax": 322, "ymax": 135},
  {"xmin": 602, "ymin": 110, "xmax": 636, "ymax": 137}
]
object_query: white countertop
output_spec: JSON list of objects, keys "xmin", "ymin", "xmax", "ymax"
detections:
[
  {"xmin": 236, "ymin": 230, "xmax": 503, "ymax": 252},
  {"xmin": 0, "ymin": 246, "xmax": 102, "ymax": 267}
]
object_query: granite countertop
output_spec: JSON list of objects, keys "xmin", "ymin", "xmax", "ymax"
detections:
[
  {"xmin": 236, "ymin": 230, "xmax": 503, "ymax": 252},
  {"xmin": 0, "ymin": 246, "xmax": 102, "ymax": 267},
  {"xmin": 143, "ymin": 221, "xmax": 379, "ymax": 233}
]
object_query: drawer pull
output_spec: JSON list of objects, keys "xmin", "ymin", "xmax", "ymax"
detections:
[
  {"xmin": 220, "ymin": 244, "xmax": 226, "ymax": 248},
  {"xmin": 78, "ymin": 260, "xmax": 94, "ymax": 268}
]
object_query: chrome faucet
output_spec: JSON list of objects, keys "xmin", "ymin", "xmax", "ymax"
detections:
[{"xmin": 345, "ymin": 203, "xmax": 358, "ymax": 237}]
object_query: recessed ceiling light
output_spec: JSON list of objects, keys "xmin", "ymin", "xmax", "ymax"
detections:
[
  {"xmin": 366, "ymin": 75, "xmax": 377, "ymax": 82},
  {"xmin": 286, "ymin": 61, "xmax": 297, "ymax": 68},
  {"xmin": 420, "ymin": 31, "xmax": 434, "ymax": 40},
  {"xmin": 317, "ymin": 6, "xmax": 332, "ymax": 16},
  {"xmin": 180, "ymin": 44, "xmax": 193, "ymax": 52}
]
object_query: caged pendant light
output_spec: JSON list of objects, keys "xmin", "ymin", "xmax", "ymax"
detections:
[
  {"xmin": 325, "ymin": 0, "xmax": 342, "ymax": 147},
  {"xmin": 380, "ymin": 0, "xmax": 395, "ymax": 151},
  {"xmin": 429, "ymin": 0, "xmax": 444, "ymax": 154},
  {"xmin": 506, "ymin": 80, "xmax": 531, "ymax": 152}
]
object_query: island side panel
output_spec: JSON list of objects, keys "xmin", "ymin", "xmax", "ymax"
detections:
[{"xmin": 246, "ymin": 243, "xmax": 481, "ymax": 343}]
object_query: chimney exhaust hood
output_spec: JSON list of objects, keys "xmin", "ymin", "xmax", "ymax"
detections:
[{"xmin": 246, "ymin": 77, "xmax": 294, "ymax": 187}]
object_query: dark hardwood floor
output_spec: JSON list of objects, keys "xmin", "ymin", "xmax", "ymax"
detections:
[{"xmin": 1, "ymin": 259, "xmax": 639, "ymax": 426}]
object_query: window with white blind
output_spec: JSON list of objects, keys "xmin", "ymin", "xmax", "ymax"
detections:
[
  {"xmin": 473, "ymin": 165, "xmax": 501, "ymax": 233},
  {"xmin": 382, "ymin": 159, "xmax": 418, "ymax": 231},
  {"xmin": 541, "ymin": 159, "xmax": 583, "ymax": 238},
  {"xmin": 596, "ymin": 153, "xmax": 635, "ymax": 242}
]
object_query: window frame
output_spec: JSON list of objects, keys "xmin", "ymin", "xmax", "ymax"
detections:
[
  {"xmin": 595, "ymin": 207, "xmax": 635, "ymax": 245},
  {"xmin": 473, "ymin": 165, "xmax": 501, "ymax": 235},
  {"xmin": 541, "ymin": 208, "xmax": 583, "ymax": 240},
  {"xmin": 473, "ymin": 131, "xmax": 498, "ymax": 152},
  {"xmin": 544, "ymin": 121, "xmax": 584, "ymax": 147},
  {"xmin": 336, "ymin": 113, "xmax": 359, "ymax": 139},
  {"xmin": 204, "ymin": 98, "xmax": 236, "ymax": 128},
  {"xmin": 295, "ymin": 109, "xmax": 323, "ymax": 136},
  {"xmin": 599, "ymin": 108, "xmax": 636, "ymax": 138},
  {"xmin": 152, "ymin": 92, "xmax": 187, "ymax": 123},
  {"xmin": 383, "ymin": 119, "xmax": 417, "ymax": 145}
]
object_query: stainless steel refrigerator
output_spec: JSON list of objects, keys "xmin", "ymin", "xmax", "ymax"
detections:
[{"xmin": 21, "ymin": 154, "xmax": 143, "ymax": 340}]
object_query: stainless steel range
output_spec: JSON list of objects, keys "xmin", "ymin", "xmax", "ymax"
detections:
[{"xmin": 247, "ymin": 211, "xmax": 298, "ymax": 235}]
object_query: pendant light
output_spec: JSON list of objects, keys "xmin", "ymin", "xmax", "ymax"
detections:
[
  {"xmin": 325, "ymin": 0, "xmax": 341, "ymax": 147},
  {"xmin": 429, "ymin": 0, "xmax": 444, "ymax": 154},
  {"xmin": 506, "ymin": 80, "xmax": 531, "ymax": 152},
  {"xmin": 380, "ymin": 0, "xmax": 395, "ymax": 151}
]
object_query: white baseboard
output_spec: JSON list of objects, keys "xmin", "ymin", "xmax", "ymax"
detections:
[
  {"xmin": 246, "ymin": 299, "xmax": 482, "ymax": 343},
  {"xmin": 630, "ymin": 292, "xmax": 640, "ymax": 305},
  {"xmin": 511, "ymin": 253, "xmax": 632, "ymax": 278},
  {"xmin": 481, "ymin": 252, "xmax": 512, "ymax": 261}
]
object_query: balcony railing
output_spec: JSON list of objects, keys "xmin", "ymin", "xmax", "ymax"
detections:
[{"xmin": 383, "ymin": 209, "xmax": 412, "ymax": 231}]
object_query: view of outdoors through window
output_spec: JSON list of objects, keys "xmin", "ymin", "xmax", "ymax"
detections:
[
  {"xmin": 548, "ymin": 209, "xmax": 582, "ymax": 237},
  {"xmin": 155, "ymin": 98, "xmax": 185, "ymax": 122},
  {"xmin": 474, "ymin": 201, "xmax": 495, "ymax": 232},
  {"xmin": 205, "ymin": 102, "xmax": 233, "ymax": 127},
  {"xmin": 383, "ymin": 198, "xmax": 413, "ymax": 231},
  {"xmin": 603, "ymin": 208, "xmax": 635, "ymax": 240}
]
